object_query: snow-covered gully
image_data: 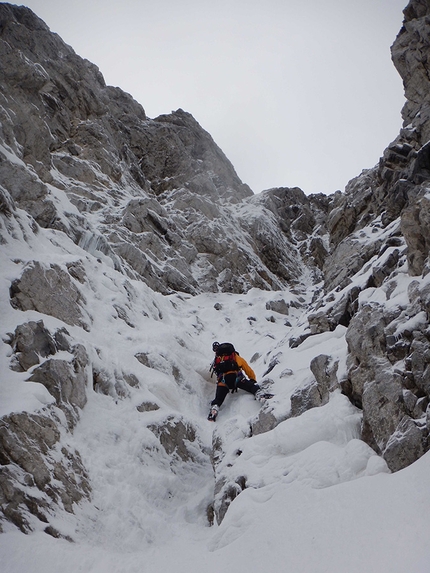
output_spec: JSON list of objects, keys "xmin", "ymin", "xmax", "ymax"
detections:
[
  {"xmin": 2, "ymin": 274, "xmax": 429, "ymax": 572},
  {"xmin": 2, "ymin": 3, "xmax": 430, "ymax": 570}
]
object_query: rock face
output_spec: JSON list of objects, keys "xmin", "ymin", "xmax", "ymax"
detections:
[
  {"xmin": 1, "ymin": 319, "xmax": 91, "ymax": 533},
  {"xmin": 290, "ymin": 0, "xmax": 430, "ymax": 473},
  {"xmin": 2, "ymin": 0, "xmax": 430, "ymax": 534},
  {"xmin": 290, "ymin": 354, "xmax": 339, "ymax": 417},
  {"xmin": 0, "ymin": 410, "xmax": 90, "ymax": 535},
  {"xmin": 10, "ymin": 262, "xmax": 90, "ymax": 330},
  {"xmin": 0, "ymin": 3, "xmax": 328, "ymax": 296}
]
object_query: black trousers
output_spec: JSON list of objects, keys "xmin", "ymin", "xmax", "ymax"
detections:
[{"xmin": 211, "ymin": 373, "xmax": 259, "ymax": 408}]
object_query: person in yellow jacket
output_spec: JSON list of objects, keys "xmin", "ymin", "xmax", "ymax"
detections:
[{"xmin": 208, "ymin": 341, "xmax": 264, "ymax": 421}]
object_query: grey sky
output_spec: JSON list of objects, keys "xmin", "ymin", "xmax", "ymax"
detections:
[{"xmin": 16, "ymin": 0, "xmax": 407, "ymax": 195}]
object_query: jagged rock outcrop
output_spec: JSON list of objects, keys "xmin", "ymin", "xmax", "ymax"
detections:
[
  {"xmin": 9, "ymin": 261, "xmax": 90, "ymax": 330},
  {"xmin": 290, "ymin": 354, "xmax": 339, "ymax": 416},
  {"xmin": 291, "ymin": 0, "xmax": 430, "ymax": 472},
  {"xmin": 0, "ymin": 409, "xmax": 91, "ymax": 535},
  {"xmin": 148, "ymin": 416, "xmax": 199, "ymax": 463},
  {"xmin": 251, "ymin": 187, "xmax": 333, "ymax": 283},
  {"xmin": 8, "ymin": 320, "xmax": 63, "ymax": 372},
  {"xmin": 0, "ymin": 317, "xmax": 92, "ymax": 534},
  {"xmin": 0, "ymin": 3, "xmax": 325, "ymax": 296},
  {"xmin": 6, "ymin": 320, "xmax": 89, "ymax": 426},
  {"xmin": 342, "ymin": 284, "xmax": 430, "ymax": 472}
]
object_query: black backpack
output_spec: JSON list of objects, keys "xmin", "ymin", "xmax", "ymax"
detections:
[{"xmin": 213, "ymin": 342, "xmax": 239, "ymax": 375}]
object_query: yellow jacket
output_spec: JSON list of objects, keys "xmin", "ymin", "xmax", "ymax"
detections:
[{"xmin": 235, "ymin": 354, "xmax": 256, "ymax": 381}]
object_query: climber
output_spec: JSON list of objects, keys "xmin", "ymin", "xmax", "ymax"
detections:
[{"xmin": 208, "ymin": 341, "xmax": 266, "ymax": 421}]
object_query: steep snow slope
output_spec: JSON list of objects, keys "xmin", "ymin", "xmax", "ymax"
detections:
[
  {"xmin": 1, "ymin": 279, "xmax": 430, "ymax": 572},
  {"xmin": 1, "ymin": 200, "xmax": 430, "ymax": 571},
  {"xmin": 1, "ymin": 112, "xmax": 430, "ymax": 572}
]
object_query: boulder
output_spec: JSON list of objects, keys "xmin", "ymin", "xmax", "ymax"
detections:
[
  {"xmin": 383, "ymin": 416, "xmax": 428, "ymax": 472},
  {"xmin": 8, "ymin": 320, "xmax": 59, "ymax": 371},
  {"xmin": 148, "ymin": 416, "xmax": 198, "ymax": 462},
  {"xmin": 28, "ymin": 345, "xmax": 89, "ymax": 428},
  {"xmin": 265, "ymin": 299, "xmax": 290, "ymax": 315},
  {"xmin": 10, "ymin": 262, "xmax": 89, "ymax": 330}
]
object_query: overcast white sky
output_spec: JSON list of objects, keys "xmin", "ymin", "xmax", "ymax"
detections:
[{"xmin": 17, "ymin": 0, "xmax": 407, "ymax": 195}]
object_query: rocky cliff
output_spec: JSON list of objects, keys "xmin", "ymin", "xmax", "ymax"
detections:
[
  {"xmin": 0, "ymin": 2, "xmax": 331, "ymax": 296},
  {"xmin": 1, "ymin": 0, "xmax": 430, "ymax": 537},
  {"xmin": 299, "ymin": 0, "xmax": 430, "ymax": 473}
]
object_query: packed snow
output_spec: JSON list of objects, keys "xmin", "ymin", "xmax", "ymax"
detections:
[{"xmin": 1, "ymin": 204, "xmax": 430, "ymax": 573}]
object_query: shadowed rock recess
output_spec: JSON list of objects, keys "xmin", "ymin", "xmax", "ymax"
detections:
[{"xmin": 1, "ymin": 0, "xmax": 430, "ymax": 533}]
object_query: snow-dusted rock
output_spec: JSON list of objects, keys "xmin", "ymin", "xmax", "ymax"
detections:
[
  {"xmin": 7, "ymin": 321, "xmax": 60, "ymax": 372},
  {"xmin": 10, "ymin": 262, "xmax": 89, "ymax": 330},
  {"xmin": 148, "ymin": 416, "xmax": 200, "ymax": 463},
  {"xmin": 0, "ymin": 4, "xmax": 320, "ymax": 296},
  {"xmin": 210, "ymin": 419, "xmax": 252, "ymax": 524},
  {"xmin": 28, "ymin": 349, "xmax": 89, "ymax": 428},
  {"xmin": 0, "ymin": 410, "xmax": 90, "ymax": 534},
  {"xmin": 401, "ymin": 194, "xmax": 430, "ymax": 275},
  {"xmin": 383, "ymin": 415, "xmax": 427, "ymax": 472},
  {"xmin": 290, "ymin": 379, "xmax": 325, "ymax": 417}
]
